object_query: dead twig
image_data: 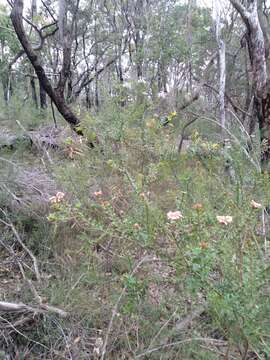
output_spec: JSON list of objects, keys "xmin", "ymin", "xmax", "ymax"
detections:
[
  {"xmin": 0, "ymin": 315, "xmax": 50, "ymax": 350},
  {"xmin": 101, "ymin": 255, "xmax": 159, "ymax": 360},
  {"xmin": 177, "ymin": 116, "xmax": 198, "ymax": 154},
  {"xmin": 0, "ymin": 208, "xmax": 41, "ymax": 282},
  {"xmin": 0, "ymin": 236, "xmax": 26, "ymax": 279},
  {"xmin": 135, "ymin": 337, "xmax": 227, "ymax": 358},
  {"xmin": 175, "ymin": 303, "xmax": 207, "ymax": 331},
  {"xmin": 0, "ymin": 299, "xmax": 68, "ymax": 318}
]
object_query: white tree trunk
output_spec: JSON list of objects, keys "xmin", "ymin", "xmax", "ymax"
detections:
[
  {"xmin": 229, "ymin": 0, "xmax": 268, "ymax": 95},
  {"xmin": 58, "ymin": 0, "xmax": 67, "ymax": 44},
  {"xmin": 213, "ymin": 0, "xmax": 226, "ymax": 132},
  {"xmin": 219, "ymin": 41, "xmax": 226, "ymax": 130}
]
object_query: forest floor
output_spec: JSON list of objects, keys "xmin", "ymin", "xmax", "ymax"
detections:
[{"xmin": 0, "ymin": 104, "xmax": 269, "ymax": 359}]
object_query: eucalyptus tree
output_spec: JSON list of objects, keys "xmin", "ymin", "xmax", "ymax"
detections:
[
  {"xmin": 10, "ymin": 0, "xmax": 83, "ymax": 132},
  {"xmin": 7, "ymin": 0, "xmax": 245, "ymax": 137},
  {"xmin": 0, "ymin": 5, "xmax": 19, "ymax": 102},
  {"xmin": 213, "ymin": 0, "xmax": 226, "ymax": 131},
  {"xmin": 229, "ymin": 0, "xmax": 270, "ymax": 168}
]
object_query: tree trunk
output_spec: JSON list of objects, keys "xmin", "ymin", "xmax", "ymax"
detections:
[
  {"xmin": 67, "ymin": 76, "xmax": 73, "ymax": 103},
  {"xmin": 230, "ymin": 0, "xmax": 270, "ymax": 169},
  {"xmin": 213, "ymin": 0, "xmax": 226, "ymax": 134},
  {"xmin": 186, "ymin": 0, "xmax": 195, "ymax": 91},
  {"xmin": 30, "ymin": 76, "xmax": 38, "ymax": 108},
  {"xmin": 256, "ymin": 93, "xmax": 270, "ymax": 164},
  {"xmin": 85, "ymin": 86, "xmax": 92, "ymax": 109},
  {"xmin": 10, "ymin": 0, "xmax": 82, "ymax": 134},
  {"xmin": 39, "ymin": 83, "xmax": 47, "ymax": 109},
  {"xmin": 2, "ymin": 74, "xmax": 10, "ymax": 103}
]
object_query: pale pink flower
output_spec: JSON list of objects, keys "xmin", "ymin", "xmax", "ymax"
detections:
[
  {"xmin": 56, "ymin": 192, "xmax": 65, "ymax": 201},
  {"xmin": 139, "ymin": 191, "xmax": 150, "ymax": 200},
  {"xmin": 49, "ymin": 196, "xmax": 57, "ymax": 204},
  {"xmin": 251, "ymin": 200, "xmax": 262, "ymax": 209},
  {"xmin": 49, "ymin": 191, "xmax": 65, "ymax": 204},
  {"xmin": 93, "ymin": 190, "xmax": 103, "ymax": 197},
  {"xmin": 167, "ymin": 210, "xmax": 183, "ymax": 221},
  {"xmin": 216, "ymin": 215, "xmax": 233, "ymax": 225}
]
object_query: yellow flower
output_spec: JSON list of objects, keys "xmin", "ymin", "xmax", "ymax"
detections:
[
  {"xmin": 212, "ymin": 143, "xmax": 220, "ymax": 150},
  {"xmin": 107, "ymin": 159, "xmax": 114, "ymax": 166},
  {"xmin": 191, "ymin": 130, "xmax": 200, "ymax": 141}
]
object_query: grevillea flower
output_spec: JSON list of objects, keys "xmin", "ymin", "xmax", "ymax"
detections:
[
  {"xmin": 139, "ymin": 192, "xmax": 150, "ymax": 200},
  {"xmin": 199, "ymin": 241, "xmax": 208, "ymax": 250},
  {"xmin": 56, "ymin": 192, "xmax": 65, "ymax": 200},
  {"xmin": 93, "ymin": 190, "xmax": 103, "ymax": 197},
  {"xmin": 167, "ymin": 211, "xmax": 183, "ymax": 221},
  {"xmin": 49, "ymin": 191, "xmax": 65, "ymax": 204},
  {"xmin": 216, "ymin": 215, "xmax": 233, "ymax": 225},
  {"xmin": 251, "ymin": 200, "xmax": 262, "ymax": 209},
  {"xmin": 192, "ymin": 203, "xmax": 203, "ymax": 211},
  {"xmin": 101, "ymin": 201, "xmax": 110, "ymax": 208},
  {"xmin": 49, "ymin": 197, "xmax": 57, "ymax": 204},
  {"xmin": 133, "ymin": 223, "xmax": 141, "ymax": 230}
]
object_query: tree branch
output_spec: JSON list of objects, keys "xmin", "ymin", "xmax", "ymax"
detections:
[{"xmin": 10, "ymin": 0, "xmax": 83, "ymax": 133}]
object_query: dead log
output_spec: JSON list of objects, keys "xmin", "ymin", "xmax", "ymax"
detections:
[{"xmin": 0, "ymin": 301, "xmax": 68, "ymax": 318}]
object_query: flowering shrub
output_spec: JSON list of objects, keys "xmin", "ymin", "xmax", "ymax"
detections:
[
  {"xmin": 17, "ymin": 101, "xmax": 269, "ymax": 359},
  {"xmin": 167, "ymin": 210, "xmax": 183, "ymax": 221},
  {"xmin": 216, "ymin": 215, "xmax": 233, "ymax": 225},
  {"xmin": 188, "ymin": 130, "xmax": 221, "ymax": 158}
]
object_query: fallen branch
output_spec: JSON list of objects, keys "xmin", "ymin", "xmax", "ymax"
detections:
[
  {"xmin": 27, "ymin": 279, "xmax": 68, "ymax": 318},
  {"xmin": 0, "ymin": 301, "xmax": 35, "ymax": 312},
  {"xmin": 0, "ymin": 300, "xmax": 68, "ymax": 318}
]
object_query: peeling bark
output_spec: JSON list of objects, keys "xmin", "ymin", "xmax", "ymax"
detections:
[
  {"xmin": 213, "ymin": 0, "xmax": 226, "ymax": 133},
  {"xmin": 230, "ymin": 0, "xmax": 270, "ymax": 168}
]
